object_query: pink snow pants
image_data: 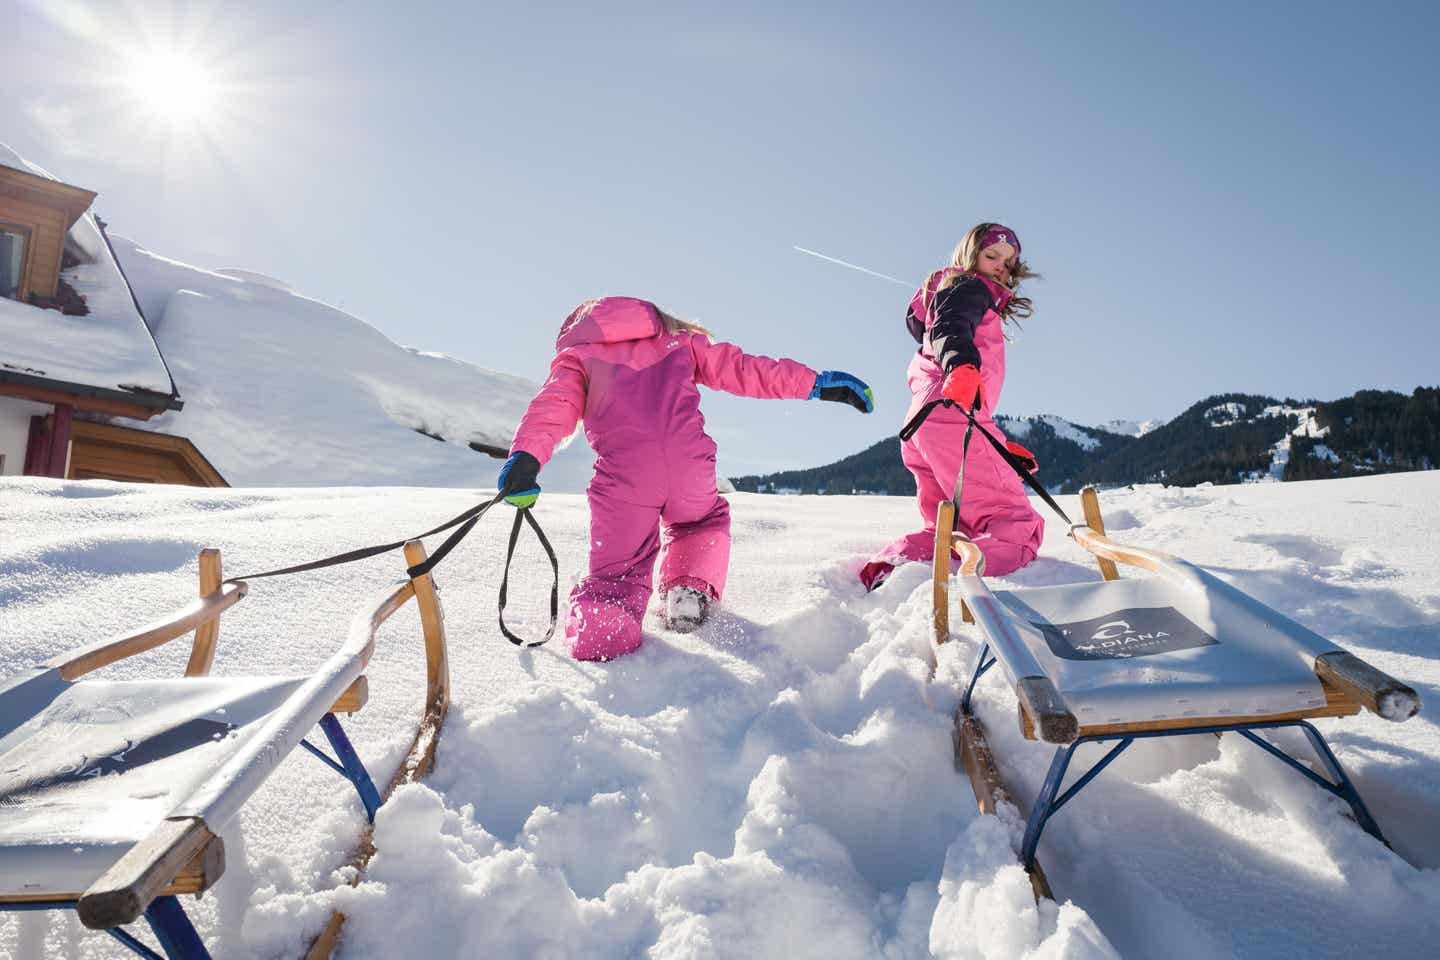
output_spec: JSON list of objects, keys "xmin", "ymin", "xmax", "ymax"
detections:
[
  {"xmin": 566, "ymin": 470, "xmax": 731, "ymax": 661},
  {"xmin": 881, "ymin": 405, "xmax": 1043, "ymax": 576}
]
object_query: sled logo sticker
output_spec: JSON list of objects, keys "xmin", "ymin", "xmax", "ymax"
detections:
[
  {"xmin": 1034, "ymin": 607, "xmax": 1218, "ymax": 660},
  {"xmin": 0, "ymin": 717, "xmax": 237, "ymax": 798}
]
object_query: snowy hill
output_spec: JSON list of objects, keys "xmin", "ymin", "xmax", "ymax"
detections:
[
  {"xmin": 1096, "ymin": 418, "xmax": 1162, "ymax": 438},
  {"xmin": 1002, "ymin": 413, "xmax": 1107, "ymax": 451},
  {"xmin": 107, "ymin": 236, "xmax": 605, "ymax": 489},
  {"xmin": 3, "ymin": 472, "xmax": 1437, "ymax": 958},
  {"xmin": 1071, "ymin": 390, "xmax": 1440, "ymax": 490}
]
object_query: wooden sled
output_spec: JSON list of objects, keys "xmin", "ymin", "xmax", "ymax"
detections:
[
  {"xmin": 936, "ymin": 487, "xmax": 1421, "ymax": 894},
  {"xmin": 0, "ymin": 542, "xmax": 450, "ymax": 960}
]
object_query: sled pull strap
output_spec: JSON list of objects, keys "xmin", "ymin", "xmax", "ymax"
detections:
[
  {"xmin": 400, "ymin": 501, "xmax": 559, "ymax": 648},
  {"xmin": 949, "ymin": 414, "xmax": 977, "ymax": 511},
  {"xmin": 229, "ymin": 494, "xmax": 506, "ymax": 583},
  {"xmin": 496, "ymin": 507, "xmax": 560, "ymax": 647},
  {"xmin": 899, "ymin": 399, "xmax": 940, "ymax": 442},
  {"xmin": 225, "ymin": 489, "xmax": 558, "ymax": 648},
  {"xmin": 901, "ymin": 399, "xmax": 1076, "ymax": 526}
]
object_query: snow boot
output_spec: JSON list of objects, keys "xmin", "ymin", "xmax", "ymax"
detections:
[
  {"xmin": 566, "ymin": 598, "xmax": 644, "ymax": 661},
  {"xmin": 664, "ymin": 585, "xmax": 711, "ymax": 633}
]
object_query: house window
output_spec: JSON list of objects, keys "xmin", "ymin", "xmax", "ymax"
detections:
[{"xmin": 0, "ymin": 223, "xmax": 29, "ymax": 301}]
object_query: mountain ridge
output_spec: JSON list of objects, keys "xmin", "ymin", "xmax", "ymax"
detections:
[{"xmin": 731, "ymin": 388, "xmax": 1440, "ymax": 495}]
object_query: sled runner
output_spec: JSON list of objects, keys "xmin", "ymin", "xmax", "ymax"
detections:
[
  {"xmin": 0, "ymin": 542, "xmax": 450, "ymax": 960},
  {"xmin": 937, "ymin": 487, "xmax": 1421, "ymax": 882}
]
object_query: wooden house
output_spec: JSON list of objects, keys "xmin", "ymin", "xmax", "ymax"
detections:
[
  {"xmin": 0, "ymin": 163, "xmax": 94, "ymax": 303},
  {"xmin": 0, "ymin": 158, "xmax": 226, "ymax": 487}
]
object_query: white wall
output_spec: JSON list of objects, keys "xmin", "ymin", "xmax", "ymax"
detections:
[{"xmin": 0, "ymin": 397, "xmax": 50, "ymax": 476}]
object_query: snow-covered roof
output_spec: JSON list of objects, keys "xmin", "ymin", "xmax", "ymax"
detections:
[
  {"xmin": 0, "ymin": 144, "xmax": 178, "ymax": 411},
  {"xmin": 109, "ymin": 234, "xmax": 575, "ymax": 487}
]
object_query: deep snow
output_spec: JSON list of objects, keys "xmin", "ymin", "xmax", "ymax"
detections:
[{"xmin": 1, "ymin": 473, "xmax": 1438, "ymax": 958}]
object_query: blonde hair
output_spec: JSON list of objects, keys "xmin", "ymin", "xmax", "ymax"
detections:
[
  {"xmin": 658, "ymin": 308, "xmax": 711, "ymax": 338},
  {"xmin": 939, "ymin": 222, "xmax": 1038, "ymax": 322}
]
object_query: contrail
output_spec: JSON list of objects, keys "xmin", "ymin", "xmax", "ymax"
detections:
[{"xmin": 792, "ymin": 246, "xmax": 913, "ymax": 288}]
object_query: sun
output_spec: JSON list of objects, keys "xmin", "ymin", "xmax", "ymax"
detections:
[{"xmin": 126, "ymin": 52, "xmax": 220, "ymax": 124}]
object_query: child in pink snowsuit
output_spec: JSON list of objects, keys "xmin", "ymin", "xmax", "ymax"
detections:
[
  {"xmin": 862, "ymin": 224, "xmax": 1044, "ymax": 590},
  {"xmin": 500, "ymin": 297, "xmax": 873, "ymax": 661}
]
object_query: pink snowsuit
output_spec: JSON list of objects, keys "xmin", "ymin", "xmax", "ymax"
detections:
[
  {"xmin": 872, "ymin": 269, "xmax": 1044, "ymax": 577},
  {"xmin": 510, "ymin": 297, "xmax": 818, "ymax": 660}
]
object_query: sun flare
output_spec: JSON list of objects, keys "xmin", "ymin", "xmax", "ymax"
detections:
[{"xmin": 127, "ymin": 52, "xmax": 220, "ymax": 124}]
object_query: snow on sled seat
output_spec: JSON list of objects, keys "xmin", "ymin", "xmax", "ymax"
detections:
[
  {"xmin": 935, "ymin": 489, "xmax": 1420, "ymax": 880},
  {"xmin": 0, "ymin": 543, "xmax": 450, "ymax": 960}
]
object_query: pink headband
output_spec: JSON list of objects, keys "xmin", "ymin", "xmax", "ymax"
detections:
[{"xmin": 979, "ymin": 225, "xmax": 1020, "ymax": 257}]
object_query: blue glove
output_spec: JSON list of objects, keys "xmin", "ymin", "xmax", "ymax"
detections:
[
  {"xmin": 497, "ymin": 451, "xmax": 541, "ymax": 508},
  {"xmin": 810, "ymin": 371, "xmax": 874, "ymax": 413}
]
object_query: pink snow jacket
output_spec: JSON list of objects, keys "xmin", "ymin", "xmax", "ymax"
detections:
[
  {"xmin": 904, "ymin": 269, "xmax": 1013, "ymax": 424},
  {"xmin": 510, "ymin": 297, "xmax": 819, "ymax": 501}
]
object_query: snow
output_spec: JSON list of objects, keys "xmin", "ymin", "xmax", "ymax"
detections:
[
  {"xmin": 1203, "ymin": 402, "xmax": 1247, "ymax": 425},
  {"xmin": 1264, "ymin": 405, "xmax": 1328, "ymax": 481},
  {"xmin": 212, "ymin": 269, "xmax": 296, "ymax": 293},
  {"xmin": 0, "ymin": 143, "xmax": 66, "ymax": 184},
  {"xmin": 1312, "ymin": 443, "xmax": 1341, "ymax": 463},
  {"xmin": 999, "ymin": 415, "xmax": 1102, "ymax": 451},
  {"xmin": 108, "ymin": 235, "xmax": 596, "ymax": 490},
  {"xmin": 0, "ymin": 144, "xmax": 173, "ymax": 397},
  {"xmin": 1195, "ymin": 402, "xmax": 1329, "ymax": 481},
  {"xmin": 1096, "ymin": 418, "xmax": 1163, "ymax": 438},
  {"xmin": 3, "ymin": 471, "xmax": 1439, "ymax": 958}
]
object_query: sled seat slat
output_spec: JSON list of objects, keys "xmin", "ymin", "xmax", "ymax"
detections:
[
  {"xmin": 1315, "ymin": 650, "xmax": 1420, "ymax": 722},
  {"xmin": 77, "ymin": 818, "xmax": 217, "ymax": 928},
  {"xmin": 330, "ymin": 675, "xmax": 369, "ymax": 714},
  {"xmin": 1021, "ymin": 676, "xmax": 1361, "ymax": 740},
  {"xmin": 0, "ymin": 836, "xmax": 223, "ymax": 905},
  {"xmin": 1016, "ymin": 676, "xmax": 1078, "ymax": 744}
]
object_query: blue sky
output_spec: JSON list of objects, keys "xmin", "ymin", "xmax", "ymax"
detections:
[{"xmin": 6, "ymin": 1, "xmax": 1438, "ymax": 476}]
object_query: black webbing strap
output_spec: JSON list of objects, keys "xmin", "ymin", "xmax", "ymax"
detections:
[
  {"xmin": 898, "ymin": 398, "xmax": 942, "ymax": 442},
  {"xmin": 226, "ymin": 492, "xmax": 559, "ymax": 647},
  {"xmin": 950, "ymin": 412, "xmax": 976, "ymax": 520},
  {"xmin": 226, "ymin": 493, "xmax": 506, "ymax": 583},
  {"xmin": 498, "ymin": 507, "xmax": 560, "ymax": 647},
  {"xmin": 901, "ymin": 399, "xmax": 1076, "ymax": 527}
]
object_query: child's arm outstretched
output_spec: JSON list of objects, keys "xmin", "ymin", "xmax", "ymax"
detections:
[
  {"xmin": 497, "ymin": 352, "xmax": 586, "ymax": 507},
  {"xmin": 690, "ymin": 336, "xmax": 873, "ymax": 413}
]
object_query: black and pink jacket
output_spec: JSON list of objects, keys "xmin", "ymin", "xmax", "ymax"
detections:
[{"xmin": 903, "ymin": 269, "xmax": 1013, "ymax": 423}]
